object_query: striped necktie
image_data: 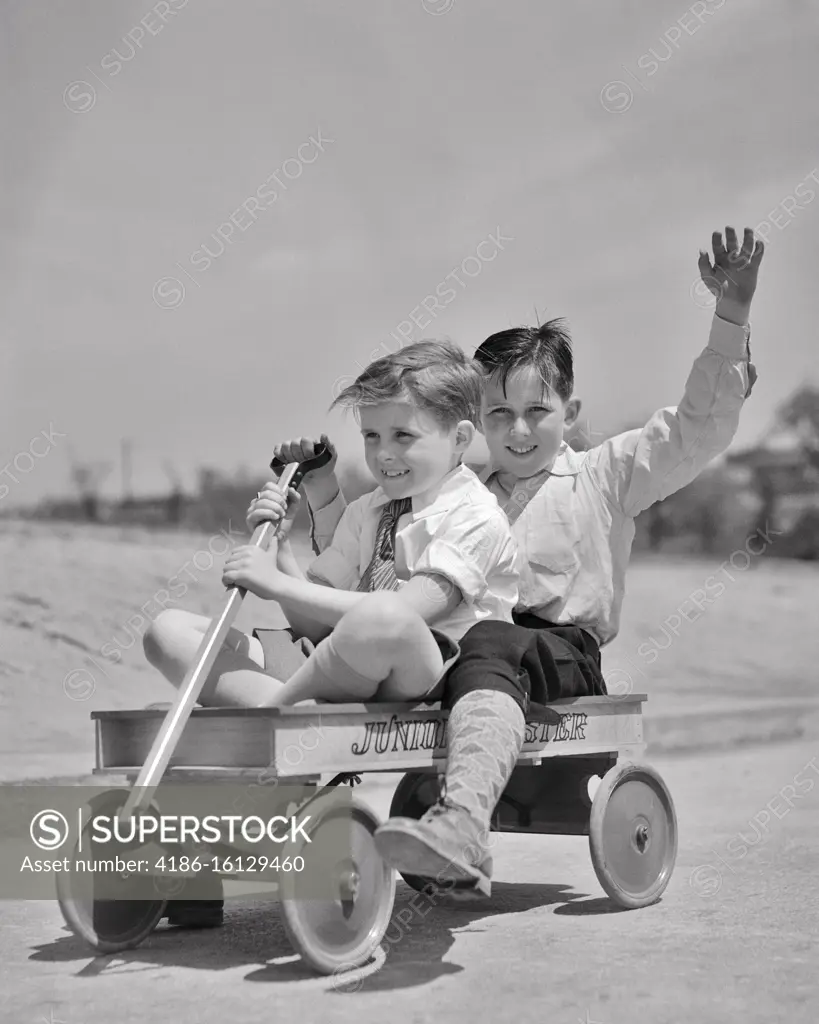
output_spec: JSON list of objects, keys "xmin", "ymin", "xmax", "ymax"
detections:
[{"xmin": 356, "ymin": 497, "xmax": 412, "ymax": 593}]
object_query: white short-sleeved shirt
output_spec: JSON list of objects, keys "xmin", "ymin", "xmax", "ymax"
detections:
[{"xmin": 306, "ymin": 464, "xmax": 519, "ymax": 642}]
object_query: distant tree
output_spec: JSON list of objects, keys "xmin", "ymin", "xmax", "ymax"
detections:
[
  {"xmin": 779, "ymin": 509, "xmax": 819, "ymax": 560},
  {"xmin": 768, "ymin": 384, "xmax": 819, "ymax": 558},
  {"xmin": 644, "ymin": 502, "xmax": 668, "ymax": 552},
  {"xmin": 661, "ymin": 465, "xmax": 752, "ymax": 554},
  {"xmin": 750, "ymin": 470, "xmax": 776, "ymax": 542},
  {"xmin": 163, "ymin": 461, "xmax": 185, "ymax": 525},
  {"xmin": 774, "ymin": 384, "xmax": 819, "ymax": 485},
  {"xmin": 69, "ymin": 460, "xmax": 112, "ymax": 522},
  {"xmin": 775, "ymin": 384, "xmax": 819, "ymax": 441}
]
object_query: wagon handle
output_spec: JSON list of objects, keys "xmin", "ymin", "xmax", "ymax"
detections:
[
  {"xmin": 269, "ymin": 442, "xmax": 333, "ymax": 484},
  {"xmin": 120, "ymin": 444, "xmax": 332, "ymax": 819}
]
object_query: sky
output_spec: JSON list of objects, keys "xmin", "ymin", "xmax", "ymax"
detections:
[{"xmin": 2, "ymin": 0, "xmax": 818, "ymax": 506}]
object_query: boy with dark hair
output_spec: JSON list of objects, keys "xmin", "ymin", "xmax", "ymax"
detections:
[
  {"xmin": 300, "ymin": 227, "xmax": 764, "ymax": 893},
  {"xmin": 372, "ymin": 227, "xmax": 765, "ymax": 891}
]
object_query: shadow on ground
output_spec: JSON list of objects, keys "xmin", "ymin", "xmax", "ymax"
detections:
[{"xmin": 29, "ymin": 880, "xmax": 615, "ymax": 992}]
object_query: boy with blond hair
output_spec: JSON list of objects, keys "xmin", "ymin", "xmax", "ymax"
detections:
[
  {"xmin": 144, "ymin": 339, "xmax": 520, "ymax": 927},
  {"xmin": 145, "ymin": 339, "xmax": 519, "ymax": 709}
]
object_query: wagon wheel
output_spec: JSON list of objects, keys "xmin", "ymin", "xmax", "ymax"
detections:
[
  {"xmin": 56, "ymin": 788, "xmax": 167, "ymax": 953},
  {"xmin": 280, "ymin": 798, "xmax": 395, "ymax": 975},
  {"xmin": 388, "ymin": 771, "xmax": 445, "ymax": 893},
  {"xmin": 389, "ymin": 771, "xmax": 505, "ymax": 896},
  {"xmin": 589, "ymin": 762, "xmax": 678, "ymax": 909}
]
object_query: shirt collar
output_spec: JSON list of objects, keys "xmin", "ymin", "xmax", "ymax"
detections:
[
  {"xmin": 480, "ymin": 441, "xmax": 584, "ymax": 484},
  {"xmin": 370, "ymin": 463, "xmax": 478, "ymax": 518}
]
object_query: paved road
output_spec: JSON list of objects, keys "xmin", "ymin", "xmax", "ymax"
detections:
[{"xmin": 3, "ymin": 739, "xmax": 818, "ymax": 1024}]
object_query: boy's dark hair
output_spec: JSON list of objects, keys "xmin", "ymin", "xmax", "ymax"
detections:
[
  {"xmin": 473, "ymin": 318, "xmax": 574, "ymax": 401},
  {"xmin": 331, "ymin": 340, "xmax": 482, "ymax": 428}
]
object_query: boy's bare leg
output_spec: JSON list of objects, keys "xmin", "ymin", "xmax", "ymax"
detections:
[
  {"xmin": 257, "ymin": 593, "xmax": 444, "ymax": 706},
  {"xmin": 143, "ymin": 608, "xmax": 285, "ymax": 707}
]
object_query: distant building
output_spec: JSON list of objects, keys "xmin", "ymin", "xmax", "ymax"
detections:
[
  {"xmin": 25, "ymin": 492, "xmax": 187, "ymax": 527},
  {"xmin": 726, "ymin": 424, "xmax": 819, "ymax": 536}
]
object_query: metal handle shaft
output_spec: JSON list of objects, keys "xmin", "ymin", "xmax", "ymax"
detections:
[{"xmin": 121, "ymin": 461, "xmax": 303, "ymax": 818}]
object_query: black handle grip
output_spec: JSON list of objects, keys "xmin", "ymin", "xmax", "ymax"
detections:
[{"xmin": 269, "ymin": 443, "xmax": 332, "ymax": 491}]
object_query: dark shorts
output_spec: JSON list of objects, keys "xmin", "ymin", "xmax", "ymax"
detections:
[
  {"xmin": 252, "ymin": 626, "xmax": 460, "ymax": 702},
  {"xmin": 441, "ymin": 611, "xmax": 607, "ymax": 717}
]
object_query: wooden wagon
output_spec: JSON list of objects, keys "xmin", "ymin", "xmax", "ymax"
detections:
[
  {"xmin": 57, "ymin": 694, "xmax": 677, "ymax": 974},
  {"xmin": 55, "ymin": 449, "xmax": 678, "ymax": 975}
]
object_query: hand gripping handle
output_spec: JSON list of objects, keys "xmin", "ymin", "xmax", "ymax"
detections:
[
  {"xmin": 269, "ymin": 442, "xmax": 332, "ymax": 490},
  {"xmin": 120, "ymin": 442, "xmax": 332, "ymax": 817}
]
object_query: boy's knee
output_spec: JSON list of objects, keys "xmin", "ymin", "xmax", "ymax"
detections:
[
  {"xmin": 142, "ymin": 608, "xmax": 186, "ymax": 666},
  {"xmin": 142, "ymin": 624, "xmax": 162, "ymax": 668},
  {"xmin": 342, "ymin": 592, "xmax": 416, "ymax": 647}
]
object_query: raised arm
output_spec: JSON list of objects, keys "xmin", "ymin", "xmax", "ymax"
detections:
[{"xmin": 588, "ymin": 226, "xmax": 764, "ymax": 517}]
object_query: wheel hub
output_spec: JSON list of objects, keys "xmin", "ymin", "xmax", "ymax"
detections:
[
  {"xmin": 633, "ymin": 822, "xmax": 650, "ymax": 853},
  {"xmin": 336, "ymin": 860, "xmax": 360, "ymax": 915}
]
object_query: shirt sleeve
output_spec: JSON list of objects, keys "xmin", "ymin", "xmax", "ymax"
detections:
[
  {"xmin": 305, "ymin": 498, "xmax": 363, "ymax": 591},
  {"xmin": 306, "ymin": 487, "xmax": 348, "ymax": 555},
  {"xmin": 408, "ymin": 506, "xmax": 516, "ymax": 605},
  {"xmin": 585, "ymin": 314, "xmax": 753, "ymax": 518}
]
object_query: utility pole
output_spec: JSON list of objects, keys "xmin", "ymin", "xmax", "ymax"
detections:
[
  {"xmin": 121, "ymin": 438, "xmax": 133, "ymax": 504},
  {"xmin": 67, "ymin": 442, "xmax": 111, "ymax": 522}
]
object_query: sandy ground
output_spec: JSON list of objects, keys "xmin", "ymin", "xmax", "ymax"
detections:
[
  {"xmin": 2, "ymin": 740, "xmax": 818, "ymax": 1024},
  {"xmin": 1, "ymin": 519, "xmax": 818, "ymax": 780},
  {"xmin": 1, "ymin": 520, "xmax": 818, "ymax": 1022}
]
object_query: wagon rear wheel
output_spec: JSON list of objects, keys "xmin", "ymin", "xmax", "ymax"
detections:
[
  {"xmin": 589, "ymin": 762, "xmax": 678, "ymax": 909},
  {"xmin": 280, "ymin": 799, "xmax": 395, "ymax": 975},
  {"xmin": 388, "ymin": 772, "xmax": 443, "ymax": 893}
]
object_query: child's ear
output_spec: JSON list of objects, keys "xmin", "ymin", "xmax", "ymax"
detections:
[
  {"xmin": 563, "ymin": 397, "xmax": 581, "ymax": 428},
  {"xmin": 455, "ymin": 420, "xmax": 475, "ymax": 451}
]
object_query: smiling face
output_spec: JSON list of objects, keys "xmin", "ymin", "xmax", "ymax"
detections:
[
  {"xmin": 481, "ymin": 366, "xmax": 580, "ymax": 477},
  {"xmin": 359, "ymin": 400, "xmax": 473, "ymax": 501}
]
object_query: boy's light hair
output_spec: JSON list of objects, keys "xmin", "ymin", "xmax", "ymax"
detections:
[{"xmin": 331, "ymin": 340, "xmax": 482, "ymax": 429}]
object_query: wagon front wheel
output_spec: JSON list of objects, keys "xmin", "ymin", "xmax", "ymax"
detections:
[
  {"xmin": 280, "ymin": 799, "xmax": 395, "ymax": 975},
  {"xmin": 56, "ymin": 788, "xmax": 167, "ymax": 953},
  {"xmin": 57, "ymin": 875, "xmax": 167, "ymax": 953},
  {"xmin": 589, "ymin": 762, "xmax": 677, "ymax": 909}
]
